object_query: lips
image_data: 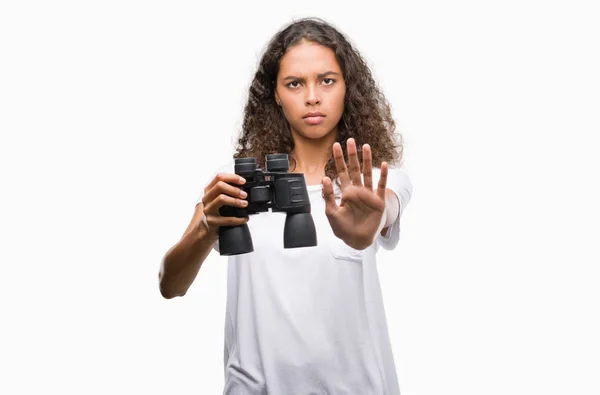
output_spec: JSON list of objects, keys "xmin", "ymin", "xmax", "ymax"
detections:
[
  {"xmin": 304, "ymin": 112, "xmax": 325, "ymax": 118},
  {"xmin": 303, "ymin": 112, "xmax": 325, "ymax": 125},
  {"xmin": 304, "ymin": 115, "xmax": 325, "ymax": 125}
]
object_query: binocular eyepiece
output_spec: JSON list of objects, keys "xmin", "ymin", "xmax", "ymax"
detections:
[{"xmin": 217, "ymin": 153, "xmax": 318, "ymax": 256}]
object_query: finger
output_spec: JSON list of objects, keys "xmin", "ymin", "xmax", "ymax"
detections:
[
  {"xmin": 347, "ymin": 138, "xmax": 363, "ymax": 187},
  {"xmin": 204, "ymin": 193, "xmax": 248, "ymax": 215},
  {"xmin": 376, "ymin": 162, "xmax": 388, "ymax": 201},
  {"xmin": 332, "ymin": 142, "xmax": 351, "ymax": 189},
  {"xmin": 203, "ymin": 179, "xmax": 248, "ymax": 206},
  {"xmin": 204, "ymin": 173, "xmax": 246, "ymax": 197},
  {"xmin": 322, "ymin": 176, "xmax": 339, "ymax": 217},
  {"xmin": 362, "ymin": 144, "xmax": 373, "ymax": 191}
]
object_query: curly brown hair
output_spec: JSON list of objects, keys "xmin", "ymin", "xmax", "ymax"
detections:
[{"xmin": 233, "ymin": 17, "xmax": 403, "ymax": 192}]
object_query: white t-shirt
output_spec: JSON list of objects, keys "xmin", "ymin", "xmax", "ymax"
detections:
[{"xmin": 195, "ymin": 160, "xmax": 413, "ymax": 395}]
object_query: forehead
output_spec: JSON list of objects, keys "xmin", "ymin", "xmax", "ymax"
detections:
[{"xmin": 278, "ymin": 41, "xmax": 341, "ymax": 76}]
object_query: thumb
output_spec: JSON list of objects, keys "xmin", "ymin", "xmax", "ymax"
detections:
[{"xmin": 322, "ymin": 176, "xmax": 339, "ymax": 217}]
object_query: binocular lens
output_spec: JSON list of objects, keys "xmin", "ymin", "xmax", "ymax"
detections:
[
  {"xmin": 266, "ymin": 153, "xmax": 289, "ymax": 172},
  {"xmin": 234, "ymin": 158, "xmax": 257, "ymax": 177}
]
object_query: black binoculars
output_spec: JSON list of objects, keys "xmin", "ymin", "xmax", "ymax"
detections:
[{"xmin": 217, "ymin": 153, "xmax": 318, "ymax": 256}]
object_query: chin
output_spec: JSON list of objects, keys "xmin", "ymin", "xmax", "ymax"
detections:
[
  {"xmin": 295, "ymin": 125, "xmax": 336, "ymax": 140},
  {"xmin": 300, "ymin": 132, "xmax": 332, "ymax": 140}
]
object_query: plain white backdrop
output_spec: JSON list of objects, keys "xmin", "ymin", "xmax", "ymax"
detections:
[{"xmin": 1, "ymin": 1, "xmax": 599, "ymax": 394}]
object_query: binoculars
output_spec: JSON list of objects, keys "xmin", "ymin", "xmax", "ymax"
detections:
[{"xmin": 217, "ymin": 153, "xmax": 318, "ymax": 256}]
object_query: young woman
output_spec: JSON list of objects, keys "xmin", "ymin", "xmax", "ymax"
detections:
[{"xmin": 159, "ymin": 17, "xmax": 413, "ymax": 395}]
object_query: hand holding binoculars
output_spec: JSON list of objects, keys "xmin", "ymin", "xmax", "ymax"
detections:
[{"xmin": 218, "ymin": 153, "xmax": 318, "ymax": 256}]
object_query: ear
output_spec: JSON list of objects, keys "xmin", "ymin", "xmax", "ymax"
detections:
[{"xmin": 274, "ymin": 88, "xmax": 281, "ymax": 106}]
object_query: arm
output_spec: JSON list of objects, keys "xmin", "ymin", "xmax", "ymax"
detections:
[
  {"xmin": 379, "ymin": 188, "xmax": 401, "ymax": 237},
  {"xmin": 158, "ymin": 203, "xmax": 217, "ymax": 299},
  {"xmin": 159, "ymin": 172, "xmax": 250, "ymax": 299}
]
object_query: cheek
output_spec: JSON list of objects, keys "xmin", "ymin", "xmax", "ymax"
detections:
[
  {"xmin": 280, "ymin": 102, "xmax": 296, "ymax": 121},
  {"xmin": 333, "ymin": 90, "xmax": 346, "ymax": 114},
  {"xmin": 335, "ymin": 86, "xmax": 346, "ymax": 107},
  {"xmin": 280, "ymin": 95, "xmax": 298, "ymax": 113}
]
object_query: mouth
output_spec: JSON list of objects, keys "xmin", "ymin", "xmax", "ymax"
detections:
[
  {"xmin": 303, "ymin": 115, "xmax": 325, "ymax": 125},
  {"xmin": 303, "ymin": 112, "xmax": 325, "ymax": 118}
]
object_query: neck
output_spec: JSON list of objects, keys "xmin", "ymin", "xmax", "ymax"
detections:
[{"xmin": 289, "ymin": 129, "xmax": 337, "ymax": 177}]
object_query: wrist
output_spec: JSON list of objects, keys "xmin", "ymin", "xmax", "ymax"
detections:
[
  {"xmin": 344, "ymin": 233, "xmax": 375, "ymax": 250},
  {"xmin": 377, "ymin": 206, "xmax": 387, "ymax": 234},
  {"xmin": 195, "ymin": 216, "xmax": 219, "ymax": 243}
]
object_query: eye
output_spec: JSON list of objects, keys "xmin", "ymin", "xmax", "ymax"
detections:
[
  {"xmin": 323, "ymin": 78, "xmax": 335, "ymax": 85},
  {"xmin": 287, "ymin": 81, "xmax": 300, "ymax": 88}
]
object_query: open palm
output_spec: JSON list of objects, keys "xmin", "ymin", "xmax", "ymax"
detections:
[{"xmin": 322, "ymin": 138, "xmax": 389, "ymax": 250}]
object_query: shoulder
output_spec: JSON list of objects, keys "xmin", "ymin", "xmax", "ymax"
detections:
[
  {"xmin": 194, "ymin": 159, "xmax": 236, "ymax": 205},
  {"xmin": 372, "ymin": 166, "xmax": 411, "ymax": 186},
  {"xmin": 213, "ymin": 159, "xmax": 236, "ymax": 176},
  {"xmin": 374, "ymin": 166, "xmax": 413, "ymax": 205},
  {"xmin": 201, "ymin": 159, "xmax": 236, "ymax": 183}
]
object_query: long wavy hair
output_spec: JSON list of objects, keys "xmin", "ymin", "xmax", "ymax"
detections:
[{"xmin": 233, "ymin": 17, "xmax": 403, "ymax": 193}]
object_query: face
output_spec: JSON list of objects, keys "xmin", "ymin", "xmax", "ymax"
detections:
[{"xmin": 274, "ymin": 40, "xmax": 346, "ymax": 141}]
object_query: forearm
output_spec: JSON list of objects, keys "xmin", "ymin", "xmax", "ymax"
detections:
[
  {"xmin": 159, "ymin": 223, "xmax": 218, "ymax": 299},
  {"xmin": 378, "ymin": 188, "xmax": 400, "ymax": 237}
]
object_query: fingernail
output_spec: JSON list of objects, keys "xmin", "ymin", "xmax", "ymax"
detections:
[
  {"xmin": 240, "ymin": 190, "xmax": 247, "ymax": 198},
  {"xmin": 239, "ymin": 177, "xmax": 246, "ymax": 184}
]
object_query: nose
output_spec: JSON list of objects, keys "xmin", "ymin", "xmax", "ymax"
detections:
[{"xmin": 305, "ymin": 85, "xmax": 320, "ymax": 106}]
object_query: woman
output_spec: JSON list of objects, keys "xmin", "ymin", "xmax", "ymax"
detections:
[{"xmin": 159, "ymin": 17, "xmax": 413, "ymax": 395}]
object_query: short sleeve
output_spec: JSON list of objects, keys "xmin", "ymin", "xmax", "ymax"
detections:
[
  {"xmin": 374, "ymin": 166, "xmax": 413, "ymax": 250},
  {"xmin": 194, "ymin": 160, "xmax": 235, "ymax": 253}
]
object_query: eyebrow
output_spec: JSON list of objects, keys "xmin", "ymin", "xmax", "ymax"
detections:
[{"xmin": 282, "ymin": 71, "xmax": 340, "ymax": 81}]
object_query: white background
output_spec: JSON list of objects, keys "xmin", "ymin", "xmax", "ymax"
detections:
[{"xmin": 1, "ymin": 1, "xmax": 599, "ymax": 394}]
